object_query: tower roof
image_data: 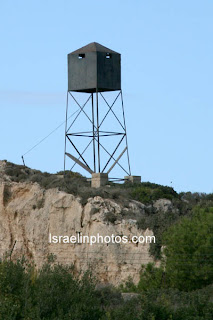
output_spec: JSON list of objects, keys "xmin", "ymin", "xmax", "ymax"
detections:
[{"xmin": 70, "ymin": 42, "xmax": 120, "ymax": 54}]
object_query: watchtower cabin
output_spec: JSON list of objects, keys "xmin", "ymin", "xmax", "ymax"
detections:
[{"xmin": 68, "ymin": 42, "xmax": 121, "ymax": 93}]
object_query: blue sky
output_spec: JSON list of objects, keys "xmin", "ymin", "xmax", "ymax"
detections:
[{"xmin": 0, "ymin": 0, "xmax": 213, "ymax": 193}]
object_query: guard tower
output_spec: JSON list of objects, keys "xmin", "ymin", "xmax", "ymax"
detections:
[{"xmin": 64, "ymin": 42, "xmax": 139, "ymax": 187}]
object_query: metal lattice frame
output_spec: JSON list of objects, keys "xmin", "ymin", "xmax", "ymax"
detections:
[{"xmin": 64, "ymin": 90, "xmax": 131, "ymax": 177}]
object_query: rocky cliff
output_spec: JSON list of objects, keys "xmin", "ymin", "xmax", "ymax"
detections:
[{"xmin": 0, "ymin": 160, "xmax": 161, "ymax": 285}]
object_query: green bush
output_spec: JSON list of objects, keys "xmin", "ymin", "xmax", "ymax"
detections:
[
  {"xmin": 137, "ymin": 263, "xmax": 166, "ymax": 292},
  {"xmin": 3, "ymin": 185, "xmax": 12, "ymax": 205},
  {"xmin": 0, "ymin": 259, "xmax": 103, "ymax": 320},
  {"xmin": 0, "ymin": 258, "xmax": 33, "ymax": 319},
  {"xmin": 130, "ymin": 183, "xmax": 179, "ymax": 204},
  {"xmin": 0, "ymin": 258, "xmax": 213, "ymax": 320},
  {"xmin": 136, "ymin": 200, "xmax": 192, "ymax": 259},
  {"xmin": 139, "ymin": 287, "xmax": 213, "ymax": 320},
  {"xmin": 104, "ymin": 212, "xmax": 117, "ymax": 224},
  {"xmin": 4, "ymin": 162, "xmax": 181, "ymax": 207},
  {"xmin": 34, "ymin": 264, "xmax": 103, "ymax": 320},
  {"xmin": 162, "ymin": 207, "xmax": 213, "ymax": 291},
  {"xmin": 106, "ymin": 297, "xmax": 141, "ymax": 320}
]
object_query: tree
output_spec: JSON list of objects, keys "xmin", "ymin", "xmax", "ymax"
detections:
[
  {"xmin": 162, "ymin": 207, "xmax": 213, "ymax": 291},
  {"xmin": 0, "ymin": 259, "xmax": 103, "ymax": 320}
]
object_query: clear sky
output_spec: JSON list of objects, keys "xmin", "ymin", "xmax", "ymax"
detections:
[{"xmin": 0, "ymin": 0, "xmax": 213, "ymax": 193}]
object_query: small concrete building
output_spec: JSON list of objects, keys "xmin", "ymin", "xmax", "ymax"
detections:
[{"xmin": 68, "ymin": 42, "xmax": 121, "ymax": 93}]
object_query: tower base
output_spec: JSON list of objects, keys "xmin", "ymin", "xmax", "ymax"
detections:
[
  {"xmin": 91, "ymin": 173, "xmax": 108, "ymax": 188},
  {"xmin": 124, "ymin": 176, "xmax": 141, "ymax": 184}
]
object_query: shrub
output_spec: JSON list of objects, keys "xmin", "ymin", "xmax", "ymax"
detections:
[
  {"xmin": 0, "ymin": 258, "xmax": 213, "ymax": 320},
  {"xmin": 3, "ymin": 185, "xmax": 12, "ymax": 206},
  {"xmin": 0, "ymin": 258, "xmax": 103, "ymax": 320},
  {"xmin": 162, "ymin": 207, "xmax": 213, "ymax": 291},
  {"xmin": 137, "ymin": 263, "xmax": 166, "ymax": 292},
  {"xmin": 104, "ymin": 212, "xmax": 117, "ymax": 224},
  {"xmin": 130, "ymin": 183, "xmax": 179, "ymax": 204}
]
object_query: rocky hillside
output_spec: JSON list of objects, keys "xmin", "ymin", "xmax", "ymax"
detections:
[{"xmin": 0, "ymin": 160, "xmax": 209, "ymax": 285}]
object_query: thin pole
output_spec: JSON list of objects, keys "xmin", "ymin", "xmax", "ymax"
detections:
[
  {"xmin": 120, "ymin": 90, "xmax": 131, "ymax": 175},
  {"xmin": 64, "ymin": 91, "xmax": 69, "ymax": 175},
  {"xmin": 91, "ymin": 93, "xmax": 96, "ymax": 173},
  {"xmin": 21, "ymin": 156, "xmax": 25, "ymax": 166},
  {"xmin": 96, "ymin": 90, "xmax": 100, "ymax": 172}
]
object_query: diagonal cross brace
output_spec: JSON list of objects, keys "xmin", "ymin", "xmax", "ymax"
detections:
[
  {"xmin": 67, "ymin": 93, "xmax": 98, "ymax": 132},
  {"xmin": 66, "ymin": 136, "xmax": 92, "ymax": 171},
  {"xmin": 70, "ymin": 139, "xmax": 93, "ymax": 171},
  {"xmin": 101, "ymin": 134, "xmax": 125, "ymax": 173},
  {"xmin": 99, "ymin": 92, "xmax": 125, "ymax": 131},
  {"xmin": 66, "ymin": 152, "xmax": 94, "ymax": 174},
  {"xmin": 93, "ymin": 137, "xmax": 129, "ymax": 175},
  {"xmin": 107, "ymin": 147, "xmax": 127, "ymax": 174}
]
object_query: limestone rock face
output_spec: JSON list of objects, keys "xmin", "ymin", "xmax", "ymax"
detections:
[
  {"xmin": 0, "ymin": 176, "xmax": 155, "ymax": 285},
  {"xmin": 153, "ymin": 199, "xmax": 173, "ymax": 213}
]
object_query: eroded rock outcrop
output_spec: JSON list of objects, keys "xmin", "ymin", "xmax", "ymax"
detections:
[{"xmin": 0, "ymin": 161, "xmax": 156, "ymax": 285}]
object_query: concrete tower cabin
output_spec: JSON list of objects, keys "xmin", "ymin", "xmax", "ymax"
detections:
[{"xmin": 68, "ymin": 42, "xmax": 121, "ymax": 93}]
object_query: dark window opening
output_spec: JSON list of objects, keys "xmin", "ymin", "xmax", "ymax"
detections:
[
  {"xmin": 106, "ymin": 53, "xmax": 111, "ymax": 59},
  {"xmin": 78, "ymin": 54, "xmax": 85, "ymax": 59}
]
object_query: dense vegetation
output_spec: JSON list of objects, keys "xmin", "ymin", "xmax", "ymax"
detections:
[
  {"xmin": 0, "ymin": 250, "xmax": 213, "ymax": 319},
  {"xmin": 1, "ymin": 161, "xmax": 213, "ymax": 318},
  {"xmin": 0, "ymin": 258, "xmax": 104, "ymax": 320},
  {"xmin": 3, "ymin": 161, "xmax": 180, "ymax": 205},
  {"xmin": 120, "ymin": 206, "xmax": 213, "ymax": 319}
]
